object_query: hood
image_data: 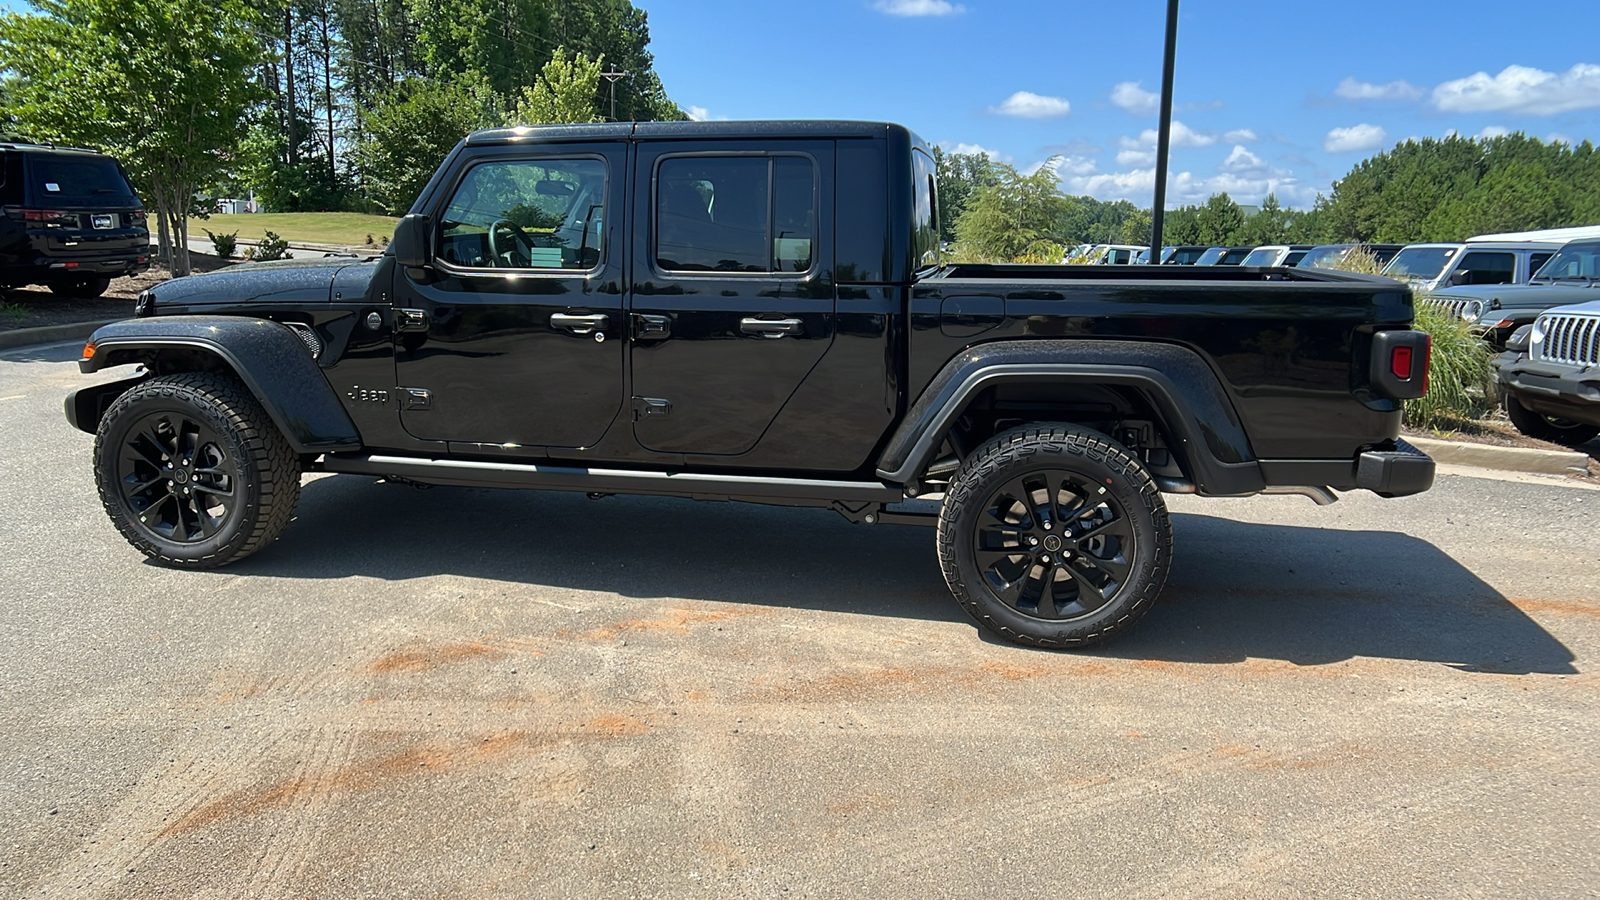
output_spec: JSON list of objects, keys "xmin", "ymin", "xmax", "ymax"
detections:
[
  {"xmin": 147, "ymin": 257, "xmax": 380, "ymax": 307},
  {"xmin": 1429, "ymin": 280, "xmax": 1600, "ymax": 310},
  {"xmin": 1539, "ymin": 298, "xmax": 1600, "ymax": 319}
]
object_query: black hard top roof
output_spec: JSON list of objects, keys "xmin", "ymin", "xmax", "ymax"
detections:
[
  {"xmin": 0, "ymin": 140, "xmax": 107, "ymax": 156},
  {"xmin": 466, "ymin": 120, "xmax": 911, "ymax": 146}
]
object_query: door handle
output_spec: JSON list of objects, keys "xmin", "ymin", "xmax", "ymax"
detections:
[
  {"xmin": 739, "ymin": 317, "xmax": 804, "ymax": 338},
  {"xmin": 551, "ymin": 312, "xmax": 609, "ymax": 335}
]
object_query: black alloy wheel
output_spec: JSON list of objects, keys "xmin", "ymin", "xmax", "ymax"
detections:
[
  {"xmin": 938, "ymin": 425, "xmax": 1171, "ymax": 648},
  {"xmin": 115, "ymin": 408, "xmax": 241, "ymax": 544},
  {"xmin": 971, "ymin": 468, "xmax": 1137, "ymax": 620},
  {"xmin": 94, "ymin": 373, "xmax": 301, "ymax": 567}
]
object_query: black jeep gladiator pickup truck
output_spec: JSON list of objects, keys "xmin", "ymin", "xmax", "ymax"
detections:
[{"xmin": 66, "ymin": 121, "xmax": 1435, "ymax": 648}]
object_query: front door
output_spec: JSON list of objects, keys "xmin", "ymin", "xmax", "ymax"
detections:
[
  {"xmin": 629, "ymin": 141, "xmax": 834, "ymax": 455},
  {"xmin": 393, "ymin": 145, "xmax": 626, "ymax": 449}
]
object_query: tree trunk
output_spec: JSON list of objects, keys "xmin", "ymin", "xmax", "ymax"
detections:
[
  {"xmin": 321, "ymin": 11, "xmax": 335, "ymax": 182},
  {"xmin": 154, "ymin": 205, "xmax": 172, "ymax": 271},
  {"xmin": 285, "ymin": 4, "xmax": 298, "ymax": 166}
]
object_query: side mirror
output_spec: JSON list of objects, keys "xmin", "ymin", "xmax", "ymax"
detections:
[
  {"xmin": 390, "ymin": 214, "xmax": 432, "ymax": 268},
  {"xmin": 1447, "ymin": 269, "xmax": 1470, "ymax": 286},
  {"xmin": 1504, "ymin": 324, "xmax": 1534, "ymax": 353}
]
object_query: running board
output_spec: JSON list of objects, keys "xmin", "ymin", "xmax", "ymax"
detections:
[{"xmin": 319, "ymin": 453, "xmax": 905, "ymax": 507}]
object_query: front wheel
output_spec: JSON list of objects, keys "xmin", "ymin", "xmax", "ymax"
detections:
[
  {"xmin": 1505, "ymin": 395, "xmax": 1600, "ymax": 447},
  {"xmin": 93, "ymin": 373, "xmax": 301, "ymax": 567},
  {"xmin": 937, "ymin": 425, "xmax": 1172, "ymax": 648}
]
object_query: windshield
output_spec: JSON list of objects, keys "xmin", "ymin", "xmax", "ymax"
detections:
[
  {"xmin": 1296, "ymin": 246, "xmax": 1348, "ymax": 269},
  {"xmin": 28, "ymin": 155, "xmax": 138, "ymax": 204},
  {"xmin": 1532, "ymin": 241, "xmax": 1600, "ymax": 280},
  {"xmin": 1384, "ymin": 246, "xmax": 1459, "ymax": 281},
  {"xmin": 1240, "ymin": 248, "xmax": 1281, "ymax": 266},
  {"xmin": 1194, "ymin": 247, "xmax": 1227, "ymax": 265}
]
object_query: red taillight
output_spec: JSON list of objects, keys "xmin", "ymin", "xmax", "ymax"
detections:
[
  {"xmin": 1390, "ymin": 346, "xmax": 1413, "ymax": 379},
  {"xmin": 14, "ymin": 208, "xmax": 76, "ymax": 226}
]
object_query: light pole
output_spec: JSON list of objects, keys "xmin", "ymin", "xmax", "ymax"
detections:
[
  {"xmin": 599, "ymin": 68, "xmax": 631, "ymax": 122},
  {"xmin": 1149, "ymin": 0, "xmax": 1179, "ymax": 264}
]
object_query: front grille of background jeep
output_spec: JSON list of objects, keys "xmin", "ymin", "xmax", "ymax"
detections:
[
  {"xmin": 1536, "ymin": 314, "xmax": 1600, "ymax": 367},
  {"xmin": 1422, "ymin": 296, "xmax": 1474, "ymax": 320}
]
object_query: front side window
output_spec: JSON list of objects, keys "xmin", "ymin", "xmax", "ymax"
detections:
[
  {"xmin": 1456, "ymin": 251, "xmax": 1515, "ymax": 285},
  {"xmin": 439, "ymin": 157, "xmax": 607, "ymax": 270},
  {"xmin": 655, "ymin": 155, "xmax": 815, "ymax": 273}
]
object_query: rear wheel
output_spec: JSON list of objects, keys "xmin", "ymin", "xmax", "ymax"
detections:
[
  {"xmin": 1505, "ymin": 395, "xmax": 1600, "ymax": 446},
  {"xmin": 93, "ymin": 373, "xmax": 301, "ymax": 567},
  {"xmin": 49, "ymin": 275, "xmax": 113, "ymax": 298},
  {"xmin": 937, "ymin": 425, "xmax": 1172, "ymax": 648}
]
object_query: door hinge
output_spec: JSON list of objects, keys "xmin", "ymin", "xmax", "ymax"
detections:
[
  {"xmin": 396, "ymin": 308, "xmax": 429, "ymax": 332},
  {"xmin": 631, "ymin": 397, "xmax": 671, "ymax": 421}
]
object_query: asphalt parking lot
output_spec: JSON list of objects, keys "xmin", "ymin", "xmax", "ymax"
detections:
[{"xmin": 3, "ymin": 341, "xmax": 1598, "ymax": 899}]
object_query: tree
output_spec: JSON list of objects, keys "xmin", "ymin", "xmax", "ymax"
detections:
[
  {"xmin": 1237, "ymin": 193, "xmax": 1288, "ymax": 246},
  {"xmin": 954, "ymin": 159, "xmax": 1071, "ymax": 261},
  {"xmin": 1195, "ymin": 193, "xmax": 1245, "ymax": 245},
  {"xmin": 355, "ymin": 76, "xmax": 499, "ymax": 215},
  {"xmin": 506, "ymin": 47, "xmax": 602, "ymax": 125},
  {"xmin": 0, "ymin": 0, "xmax": 265, "ymax": 275},
  {"xmin": 933, "ymin": 146, "xmax": 1001, "ymax": 243}
]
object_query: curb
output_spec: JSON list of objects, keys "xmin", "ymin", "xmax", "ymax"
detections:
[
  {"xmin": 1408, "ymin": 435, "xmax": 1591, "ymax": 477},
  {"xmin": 0, "ymin": 319, "xmax": 119, "ymax": 353}
]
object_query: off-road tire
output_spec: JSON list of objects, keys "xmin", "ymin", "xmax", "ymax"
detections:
[
  {"xmin": 49, "ymin": 275, "xmax": 112, "ymax": 298},
  {"xmin": 937, "ymin": 424, "xmax": 1172, "ymax": 648},
  {"xmin": 1505, "ymin": 395, "xmax": 1600, "ymax": 447},
  {"xmin": 94, "ymin": 372, "xmax": 300, "ymax": 567}
]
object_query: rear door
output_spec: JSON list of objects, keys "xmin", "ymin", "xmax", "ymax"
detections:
[
  {"xmin": 22, "ymin": 152, "xmax": 146, "ymax": 260},
  {"xmin": 393, "ymin": 144, "xmax": 626, "ymax": 449},
  {"xmin": 628, "ymin": 141, "xmax": 833, "ymax": 455}
]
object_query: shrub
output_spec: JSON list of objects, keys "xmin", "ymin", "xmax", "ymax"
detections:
[
  {"xmin": 365, "ymin": 233, "xmax": 375, "ymax": 246},
  {"xmin": 248, "ymin": 230, "xmax": 293, "ymax": 262},
  {"xmin": 204, "ymin": 228, "xmax": 239, "ymax": 260},
  {"xmin": 1404, "ymin": 300, "xmax": 1495, "ymax": 430}
]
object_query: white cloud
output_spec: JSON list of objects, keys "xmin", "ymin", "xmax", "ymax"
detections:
[
  {"xmin": 1334, "ymin": 77, "xmax": 1425, "ymax": 101},
  {"xmin": 1222, "ymin": 128, "xmax": 1258, "ymax": 143},
  {"xmin": 1324, "ymin": 123, "xmax": 1388, "ymax": 153},
  {"xmin": 989, "ymin": 91, "xmax": 1072, "ymax": 118},
  {"xmin": 1477, "ymin": 125, "xmax": 1511, "ymax": 139},
  {"xmin": 1432, "ymin": 63, "xmax": 1600, "ymax": 115},
  {"xmin": 1115, "ymin": 121, "xmax": 1254, "ymax": 159},
  {"xmin": 686, "ymin": 106, "xmax": 728, "ymax": 122},
  {"xmin": 1218, "ymin": 145, "xmax": 1268, "ymax": 177},
  {"xmin": 1062, "ymin": 162, "xmax": 1319, "ymax": 209},
  {"xmin": 1110, "ymin": 81, "xmax": 1159, "ymax": 115},
  {"xmin": 1116, "ymin": 148, "xmax": 1156, "ymax": 167},
  {"xmin": 873, "ymin": 0, "xmax": 964, "ymax": 16},
  {"xmin": 938, "ymin": 141, "xmax": 1003, "ymax": 160}
]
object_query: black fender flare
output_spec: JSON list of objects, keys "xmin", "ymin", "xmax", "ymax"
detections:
[
  {"xmin": 69, "ymin": 316, "xmax": 362, "ymax": 454},
  {"xmin": 875, "ymin": 339, "xmax": 1265, "ymax": 496}
]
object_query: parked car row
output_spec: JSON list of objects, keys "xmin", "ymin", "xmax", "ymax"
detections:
[{"xmin": 1067, "ymin": 242, "xmax": 1405, "ymax": 270}]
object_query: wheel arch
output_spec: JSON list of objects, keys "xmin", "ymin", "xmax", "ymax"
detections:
[
  {"xmin": 877, "ymin": 339, "xmax": 1266, "ymax": 496},
  {"xmin": 69, "ymin": 316, "xmax": 362, "ymax": 454}
]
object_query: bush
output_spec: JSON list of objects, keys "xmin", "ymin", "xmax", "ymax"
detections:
[
  {"xmin": 1404, "ymin": 300, "xmax": 1495, "ymax": 430},
  {"xmin": 204, "ymin": 228, "xmax": 238, "ymax": 260},
  {"xmin": 247, "ymin": 230, "xmax": 293, "ymax": 262}
]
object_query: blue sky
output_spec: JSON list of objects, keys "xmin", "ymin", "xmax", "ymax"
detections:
[{"xmin": 645, "ymin": 0, "xmax": 1600, "ymax": 210}]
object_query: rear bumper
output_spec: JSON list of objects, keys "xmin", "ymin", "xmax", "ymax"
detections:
[
  {"xmin": 3, "ymin": 252, "xmax": 150, "ymax": 282},
  {"xmin": 1256, "ymin": 438, "xmax": 1435, "ymax": 498}
]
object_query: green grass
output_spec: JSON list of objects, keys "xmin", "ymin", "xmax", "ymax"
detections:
[{"xmin": 189, "ymin": 212, "xmax": 400, "ymax": 249}]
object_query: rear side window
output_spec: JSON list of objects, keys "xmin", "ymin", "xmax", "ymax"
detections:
[
  {"xmin": 28, "ymin": 154, "xmax": 137, "ymax": 203},
  {"xmin": 911, "ymin": 148, "xmax": 939, "ymax": 270},
  {"xmin": 1457, "ymin": 251, "xmax": 1515, "ymax": 286},
  {"xmin": 0, "ymin": 152, "xmax": 20, "ymax": 205},
  {"xmin": 655, "ymin": 155, "xmax": 815, "ymax": 274}
]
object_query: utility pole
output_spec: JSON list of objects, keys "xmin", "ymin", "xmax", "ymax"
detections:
[
  {"xmin": 599, "ymin": 68, "xmax": 631, "ymax": 122},
  {"xmin": 1149, "ymin": 0, "xmax": 1180, "ymax": 264}
]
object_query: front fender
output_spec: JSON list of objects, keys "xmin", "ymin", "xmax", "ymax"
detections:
[
  {"xmin": 876, "ymin": 339, "xmax": 1264, "ymax": 496},
  {"xmin": 74, "ymin": 316, "xmax": 362, "ymax": 454}
]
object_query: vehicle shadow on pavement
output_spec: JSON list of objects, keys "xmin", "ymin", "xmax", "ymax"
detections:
[
  {"xmin": 1099, "ymin": 512, "xmax": 1577, "ymax": 676},
  {"xmin": 0, "ymin": 341, "xmax": 89, "ymax": 364},
  {"xmin": 235, "ymin": 478, "xmax": 1575, "ymax": 676}
]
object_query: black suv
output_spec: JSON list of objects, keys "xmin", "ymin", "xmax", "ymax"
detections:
[{"xmin": 0, "ymin": 141, "xmax": 150, "ymax": 297}]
